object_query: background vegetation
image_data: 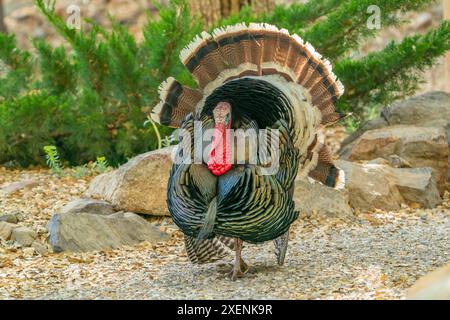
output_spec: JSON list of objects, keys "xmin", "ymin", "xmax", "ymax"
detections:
[{"xmin": 0, "ymin": 0, "xmax": 449, "ymax": 167}]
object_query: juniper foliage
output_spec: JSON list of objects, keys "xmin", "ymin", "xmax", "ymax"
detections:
[
  {"xmin": 0, "ymin": 0, "xmax": 201, "ymax": 166},
  {"xmin": 0, "ymin": 0, "xmax": 449, "ymax": 166}
]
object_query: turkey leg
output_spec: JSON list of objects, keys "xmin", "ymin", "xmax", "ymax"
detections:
[{"xmin": 229, "ymin": 238, "xmax": 249, "ymax": 280}]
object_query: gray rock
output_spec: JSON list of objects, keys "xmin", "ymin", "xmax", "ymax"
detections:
[
  {"xmin": 294, "ymin": 178, "xmax": 355, "ymax": 221},
  {"xmin": 47, "ymin": 211, "xmax": 170, "ymax": 253},
  {"xmin": 0, "ymin": 221, "xmax": 16, "ymax": 240},
  {"xmin": 11, "ymin": 226, "xmax": 38, "ymax": 247},
  {"xmin": 336, "ymin": 160, "xmax": 442, "ymax": 211},
  {"xmin": 381, "ymin": 91, "xmax": 450, "ymax": 128},
  {"xmin": 0, "ymin": 179, "xmax": 38, "ymax": 194},
  {"xmin": 86, "ymin": 146, "xmax": 175, "ymax": 216},
  {"xmin": 339, "ymin": 125, "xmax": 449, "ymax": 194},
  {"xmin": 60, "ymin": 198, "xmax": 115, "ymax": 215},
  {"xmin": 0, "ymin": 214, "xmax": 19, "ymax": 224},
  {"xmin": 31, "ymin": 240, "xmax": 48, "ymax": 255}
]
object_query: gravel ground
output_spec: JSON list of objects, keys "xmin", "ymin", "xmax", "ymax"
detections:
[{"xmin": 0, "ymin": 166, "xmax": 449, "ymax": 300}]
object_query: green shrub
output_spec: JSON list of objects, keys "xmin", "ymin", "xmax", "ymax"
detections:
[{"xmin": 0, "ymin": 0, "xmax": 200, "ymax": 167}]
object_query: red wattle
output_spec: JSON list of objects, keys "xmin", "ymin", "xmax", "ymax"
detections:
[{"xmin": 208, "ymin": 123, "xmax": 232, "ymax": 176}]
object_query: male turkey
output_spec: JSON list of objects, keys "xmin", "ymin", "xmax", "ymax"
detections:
[{"xmin": 151, "ymin": 23, "xmax": 345, "ymax": 280}]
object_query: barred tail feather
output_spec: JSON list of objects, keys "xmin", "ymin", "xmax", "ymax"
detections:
[
  {"xmin": 184, "ymin": 235, "xmax": 232, "ymax": 264},
  {"xmin": 153, "ymin": 22, "xmax": 345, "ymax": 133},
  {"xmin": 175, "ymin": 22, "xmax": 344, "ymax": 122},
  {"xmin": 308, "ymin": 144, "xmax": 345, "ymax": 189},
  {"xmin": 151, "ymin": 77, "xmax": 203, "ymax": 127}
]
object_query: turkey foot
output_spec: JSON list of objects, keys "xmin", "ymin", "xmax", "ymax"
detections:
[{"xmin": 229, "ymin": 238, "xmax": 250, "ymax": 281}]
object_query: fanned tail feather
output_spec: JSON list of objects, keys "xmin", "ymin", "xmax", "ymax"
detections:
[{"xmin": 153, "ymin": 22, "xmax": 345, "ymax": 128}]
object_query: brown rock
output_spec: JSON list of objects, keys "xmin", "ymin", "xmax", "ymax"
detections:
[
  {"xmin": 340, "ymin": 92, "xmax": 450, "ymax": 182},
  {"xmin": 294, "ymin": 178, "xmax": 355, "ymax": 222},
  {"xmin": 407, "ymin": 262, "xmax": 450, "ymax": 300},
  {"xmin": 86, "ymin": 147, "xmax": 175, "ymax": 216},
  {"xmin": 339, "ymin": 126, "xmax": 448, "ymax": 194},
  {"xmin": 336, "ymin": 160, "xmax": 442, "ymax": 211},
  {"xmin": 22, "ymin": 247, "xmax": 35, "ymax": 258},
  {"xmin": 340, "ymin": 117, "xmax": 388, "ymax": 150},
  {"xmin": 0, "ymin": 221, "xmax": 16, "ymax": 240}
]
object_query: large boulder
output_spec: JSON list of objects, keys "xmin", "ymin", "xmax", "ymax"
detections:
[
  {"xmin": 407, "ymin": 262, "xmax": 450, "ymax": 300},
  {"xmin": 87, "ymin": 146, "xmax": 175, "ymax": 216},
  {"xmin": 336, "ymin": 160, "xmax": 442, "ymax": 211},
  {"xmin": 293, "ymin": 178, "xmax": 355, "ymax": 221},
  {"xmin": 340, "ymin": 92, "xmax": 450, "ymax": 183},
  {"xmin": 47, "ymin": 211, "xmax": 170, "ymax": 253},
  {"xmin": 339, "ymin": 126, "xmax": 449, "ymax": 194}
]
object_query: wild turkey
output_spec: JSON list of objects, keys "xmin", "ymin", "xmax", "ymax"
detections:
[{"xmin": 151, "ymin": 23, "xmax": 345, "ymax": 280}]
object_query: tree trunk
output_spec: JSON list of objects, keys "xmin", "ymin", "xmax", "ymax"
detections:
[
  {"xmin": 189, "ymin": 0, "xmax": 275, "ymax": 28},
  {"xmin": 444, "ymin": 0, "xmax": 450, "ymax": 92},
  {"xmin": 0, "ymin": 0, "xmax": 7, "ymax": 33}
]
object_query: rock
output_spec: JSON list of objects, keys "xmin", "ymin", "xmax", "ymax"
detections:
[
  {"xmin": 10, "ymin": 226, "xmax": 38, "ymax": 247},
  {"xmin": 86, "ymin": 146, "xmax": 175, "ymax": 216},
  {"xmin": 386, "ymin": 155, "xmax": 413, "ymax": 168},
  {"xmin": 336, "ymin": 160, "xmax": 442, "ymax": 211},
  {"xmin": 340, "ymin": 92, "xmax": 450, "ymax": 182},
  {"xmin": 0, "ymin": 179, "xmax": 39, "ymax": 194},
  {"xmin": 407, "ymin": 262, "xmax": 450, "ymax": 300},
  {"xmin": 366, "ymin": 156, "xmax": 412, "ymax": 169},
  {"xmin": 339, "ymin": 126, "xmax": 449, "ymax": 194},
  {"xmin": 22, "ymin": 247, "xmax": 35, "ymax": 258},
  {"xmin": 0, "ymin": 214, "xmax": 19, "ymax": 224},
  {"xmin": 381, "ymin": 91, "xmax": 450, "ymax": 128},
  {"xmin": 367, "ymin": 158, "xmax": 390, "ymax": 166},
  {"xmin": 0, "ymin": 222, "xmax": 16, "ymax": 240},
  {"xmin": 47, "ymin": 211, "xmax": 170, "ymax": 253},
  {"xmin": 31, "ymin": 240, "xmax": 48, "ymax": 255},
  {"xmin": 340, "ymin": 117, "xmax": 388, "ymax": 150},
  {"xmin": 293, "ymin": 178, "xmax": 355, "ymax": 221},
  {"xmin": 60, "ymin": 198, "xmax": 115, "ymax": 215}
]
